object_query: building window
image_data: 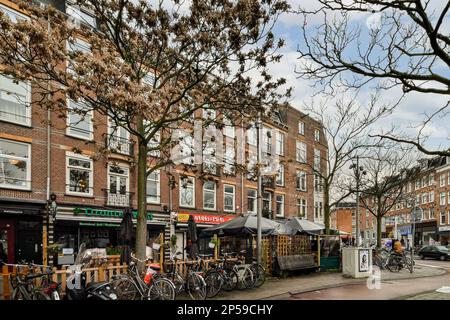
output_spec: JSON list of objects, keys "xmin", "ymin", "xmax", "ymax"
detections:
[
  {"xmin": 146, "ymin": 170, "xmax": 160, "ymax": 204},
  {"xmin": 0, "ymin": 139, "xmax": 31, "ymax": 190},
  {"xmin": 296, "ymin": 141, "xmax": 307, "ymax": 163},
  {"xmin": 314, "ymin": 174, "xmax": 323, "ymax": 193},
  {"xmin": 440, "ymin": 192, "xmax": 446, "ymax": 206},
  {"xmin": 415, "ymin": 179, "xmax": 420, "ymax": 190},
  {"xmin": 429, "ymin": 174, "xmax": 435, "ymax": 185},
  {"xmin": 147, "ymin": 131, "xmax": 161, "ymax": 157},
  {"xmin": 441, "ymin": 212, "xmax": 446, "ymax": 225},
  {"xmin": 179, "ymin": 130, "xmax": 194, "ymax": 165},
  {"xmin": 314, "ymin": 129, "xmax": 320, "ymax": 142},
  {"xmin": 416, "ymin": 194, "xmax": 421, "ymax": 205},
  {"xmin": 298, "ymin": 122, "xmax": 305, "ymax": 135},
  {"xmin": 202, "ymin": 108, "xmax": 216, "ymax": 120},
  {"xmin": 180, "ymin": 176, "xmax": 195, "ymax": 208},
  {"xmin": 262, "ymin": 126, "xmax": 272, "ymax": 155},
  {"xmin": 66, "ymin": 3, "xmax": 97, "ymax": 28},
  {"xmin": 422, "ymin": 193, "xmax": 428, "ymax": 204},
  {"xmin": 107, "ymin": 116, "xmax": 131, "ymax": 155},
  {"xmin": 107, "ymin": 165, "xmax": 129, "ymax": 206},
  {"xmin": 247, "ymin": 189, "xmax": 257, "ymax": 214},
  {"xmin": 66, "ymin": 152, "xmax": 93, "ymax": 196},
  {"xmin": 247, "ymin": 123, "xmax": 257, "ymax": 146},
  {"xmin": 275, "ymin": 131, "xmax": 284, "ymax": 156},
  {"xmin": 263, "ymin": 192, "xmax": 272, "ymax": 217},
  {"xmin": 314, "ymin": 149, "xmax": 321, "ymax": 170},
  {"xmin": 440, "ymin": 174, "xmax": 446, "ymax": 187},
  {"xmin": 297, "ymin": 198, "xmax": 307, "ymax": 218},
  {"xmin": 407, "ymin": 182, "xmax": 412, "ymax": 193},
  {"xmin": 430, "ymin": 208, "xmax": 435, "ymax": 220},
  {"xmin": 223, "ymin": 117, "xmax": 235, "ymax": 139},
  {"xmin": 296, "ymin": 170, "xmax": 307, "ymax": 191},
  {"xmin": 314, "ymin": 201, "xmax": 323, "ymax": 221},
  {"xmin": 223, "ymin": 184, "xmax": 235, "ymax": 212},
  {"xmin": 429, "ymin": 191, "xmax": 435, "ymax": 203},
  {"xmin": 0, "ymin": 75, "xmax": 31, "ymax": 126},
  {"xmin": 276, "ymin": 164, "xmax": 284, "ymax": 186},
  {"xmin": 422, "ymin": 176, "xmax": 427, "ymax": 187},
  {"xmin": 448, "ymin": 172, "xmax": 450, "ymax": 185},
  {"xmin": 67, "ymin": 99, "xmax": 93, "ymax": 140},
  {"xmin": 224, "ymin": 144, "xmax": 235, "ymax": 175},
  {"xmin": 275, "ymin": 195, "xmax": 285, "ymax": 218},
  {"xmin": 203, "ymin": 181, "xmax": 216, "ymax": 210}
]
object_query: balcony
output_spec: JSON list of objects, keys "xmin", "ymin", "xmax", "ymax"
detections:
[
  {"xmin": 105, "ymin": 134, "xmax": 134, "ymax": 156},
  {"xmin": 104, "ymin": 189, "xmax": 132, "ymax": 207}
]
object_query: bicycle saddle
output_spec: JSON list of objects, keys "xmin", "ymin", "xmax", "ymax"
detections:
[{"xmin": 148, "ymin": 263, "xmax": 161, "ymax": 271}]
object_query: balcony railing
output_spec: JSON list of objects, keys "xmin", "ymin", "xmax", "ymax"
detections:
[
  {"xmin": 105, "ymin": 134, "xmax": 134, "ymax": 156},
  {"xmin": 104, "ymin": 189, "xmax": 132, "ymax": 207}
]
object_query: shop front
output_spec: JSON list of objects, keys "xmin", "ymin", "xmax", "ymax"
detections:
[
  {"xmin": 0, "ymin": 201, "xmax": 45, "ymax": 264},
  {"xmin": 414, "ymin": 221, "xmax": 438, "ymax": 246},
  {"xmin": 53, "ymin": 206, "xmax": 169, "ymax": 263},
  {"xmin": 438, "ymin": 226, "xmax": 450, "ymax": 245},
  {"xmin": 174, "ymin": 212, "xmax": 236, "ymax": 259}
]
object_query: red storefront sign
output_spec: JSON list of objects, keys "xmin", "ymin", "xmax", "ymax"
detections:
[{"xmin": 177, "ymin": 213, "xmax": 235, "ymax": 225}]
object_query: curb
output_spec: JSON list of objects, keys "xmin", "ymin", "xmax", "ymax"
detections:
[{"xmin": 392, "ymin": 289, "xmax": 438, "ymax": 300}]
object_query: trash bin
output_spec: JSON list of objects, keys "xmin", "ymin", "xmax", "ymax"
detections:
[{"xmin": 342, "ymin": 247, "xmax": 372, "ymax": 278}]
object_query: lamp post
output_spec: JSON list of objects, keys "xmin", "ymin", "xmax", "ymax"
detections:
[
  {"xmin": 350, "ymin": 156, "xmax": 366, "ymax": 247},
  {"xmin": 256, "ymin": 113, "xmax": 263, "ymax": 266},
  {"xmin": 410, "ymin": 205, "xmax": 422, "ymax": 273}
]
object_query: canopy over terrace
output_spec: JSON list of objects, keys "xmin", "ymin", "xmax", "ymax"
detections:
[
  {"xmin": 200, "ymin": 214, "xmax": 289, "ymax": 237},
  {"xmin": 285, "ymin": 217, "xmax": 325, "ymax": 235}
]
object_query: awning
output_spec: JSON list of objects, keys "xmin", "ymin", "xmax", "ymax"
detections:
[{"xmin": 285, "ymin": 218, "xmax": 325, "ymax": 235}]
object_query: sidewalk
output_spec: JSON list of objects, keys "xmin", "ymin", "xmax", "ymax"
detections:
[
  {"xmin": 403, "ymin": 291, "xmax": 450, "ymax": 300},
  {"xmin": 213, "ymin": 265, "xmax": 447, "ymax": 300}
]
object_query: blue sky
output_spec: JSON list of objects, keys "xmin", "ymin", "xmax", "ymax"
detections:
[{"xmin": 267, "ymin": 0, "xmax": 450, "ymax": 153}]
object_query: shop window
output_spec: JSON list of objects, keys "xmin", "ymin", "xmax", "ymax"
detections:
[
  {"xmin": 179, "ymin": 176, "xmax": 195, "ymax": 208},
  {"xmin": 247, "ymin": 189, "xmax": 257, "ymax": 214},
  {"xmin": 275, "ymin": 195, "xmax": 285, "ymax": 218},
  {"xmin": 223, "ymin": 184, "xmax": 235, "ymax": 212},
  {"xmin": 146, "ymin": 170, "xmax": 160, "ymax": 204},
  {"xmin": 203, "ymin": 181, "xmax": 216, "ymax": 210},
  {"xmin": 66, "ymin": 152, "xmax": 93, "ymax": 196},
  {"xmin": 0, "ymin": 139, "xmax": 31, "ymax": 190},
  {"xmin": 0, "ymin": 75, "xmax": 31, "ymax": 126},
  {"xmin": 67, "ymin": 99, "xmax": 93, "ymax": 140}
]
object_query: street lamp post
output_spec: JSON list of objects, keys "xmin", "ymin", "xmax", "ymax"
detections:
[
  {"xmin": 256, "ymin": 113, "xmax": 263, "ymax": 266},
  {"xmin": 350, "ymin": 156, "xmax": 366, "ymax": 247}
]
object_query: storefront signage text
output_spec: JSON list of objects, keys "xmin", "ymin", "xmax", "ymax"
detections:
[
  {"xmin": 73, "ymin": 208, "xmax": 153, "ymax": 220},
  {"xmin": 79, "ymin": 222, "xmax": 121, "ymax": 228},
  {"xmin": 177, "ymin": 213, "xmax": 235, "ymax": 225}
]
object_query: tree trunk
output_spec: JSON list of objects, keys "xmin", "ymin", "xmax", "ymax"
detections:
[
  {"xmin": 324, "ymin": 183, "xmax": 330, "ymax": 235},
  {"xmin": 135, "ymin": 114, "xmax": 148, "ymax": 272},
  {"xmin": 376, "ymin": 215, "xmax": 382, "ymax": 249}
]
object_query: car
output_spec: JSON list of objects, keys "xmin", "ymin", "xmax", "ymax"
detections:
[{"xmin": 418, "ymin": 245, "xmax": 450, "ymax": 261}]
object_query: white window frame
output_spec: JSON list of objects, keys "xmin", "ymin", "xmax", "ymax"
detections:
[
  {"xmin": 422, "ymin": 193, "xmax": 428, "ymax": 204},
  {"xmin": 107, "ymin": 164, "xmax": 129, "ymax": 194},
  {"xmin": 179, "ymin": 176, "xmax": 195, "ymax": 208},
  {"xmin": 247, "ymin": 188, "xmax": 257, "ymax": 214},
  {"xmin": 66, "ymin": 2, "xmax": 97, "ymax": 28},
  {"xmin": 297, "ymin": 198, "xmax": 307, "ymax": 218},
  {"xmin": 146, "ymin": 170, "xmax": 161, "ymax": 204},
  {"xmin": 66, "ymin": 99, "xmax": 94, "ymax": 140},
  {"xmin": 296, "ymin": 141, "xmax": 307, "ymax": 163},
  {"xmin": 148, "ymin": 131, "xmax": 161, "ymax": 158},
  {"xmin": 0, "ymin": 138, "xmax": 31, "ymax": 190},
  {"xmin": 440, "ymin": 192, "xmax": 446, "ymax": 206},
  {"xmin": 107, "ymin": 116, "xmax": 131, "ymax": 155},
  {"xmin": 203, "ymin": 181, "xmax": 216, "ymax": 211},
  {"xmin": 0, "ymin": 75, "xmax": 32, "ymax": 126},
  {"xmin": 223, "ymin": 117, "xmax": 235, "ymax": 139},
  {"xmin": 441, "ymin": 212, "xmax": 446, "ymax": 225},
  {"xmin": 314, "ymin": 149, "xmax": 321, "ymax": 170},
  {"xmin": 440, "ymin": 174, "xmax": 446, "ymax": 187},
  {"xmin": 429, "ymin": 191, "xmax": 435, "ymax": 203},
  {"xmin": 275, "ymin": 194, "xmax": 285, "ymax": 218},
  {"xmin": 224, "ymin": 143, "xmax": 235, "ymax": 175},
  {"xmin": 66, "ymin": 152, "xmax": 93, "ymax": 196},
  {"xmin": 262, "ymin": 126, "xmax": 272, "ymax": 155},
  {"xmin": 275, "ymin": 131, "xmax": 284, "ymax": 156},
  {"xmin": 276, "ymin": 163, "xmax": 284, "ymax": 186},
  {"xmin": 0, "ymin": 4, "xmax": 28, "ymax": 22},
  {"xmin": 247, "ymin": 124, "xmax": 257, "ymax": 146},
  {"xmin": 298, "ymin": 121, "xmax": 305, "ymax": 135},
  {"xmin": 297, "ymin": 170, "xmax": 307, "ymax": 191},
  {"xmin": 223, "ymin": 184, "xmax": 235, "ymax": 213},
  {"xmin": 314, "ymin": 129, "xmax": 320, "ymax": 142}
]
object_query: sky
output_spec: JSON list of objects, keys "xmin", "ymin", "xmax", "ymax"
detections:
[{"xmin": 266, "ymin": 0, "xmax": 450, "ymax": 154}]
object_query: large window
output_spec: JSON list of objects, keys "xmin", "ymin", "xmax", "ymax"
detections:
[
  {"xmin": 314, "ymin": 201, "xmax": 323, "ymax": 221},
  {"xmin": 296, "ymin": 141, "xmax": 307, "ymax": 163},
  {"xmin": 296, "ymin": 170, "xmax": 307, "ymax": 191},
  {"xmin": 263, "ymin": 192, "xmax": 272, "ymax": 216},
  {"xmin": 67, "ymin": 99, "xmax": 93, "ymax": 140},
  {"xmin": 179, "ymin": 130, "xmax": 194, "ymax": 165},
  {"xmin": 203, "ymin": 181, "xmax": 216, "ymax": 210},
  {"xmin": 180, "ymin": 176, "xmax": 195, "ymax": 208},
  {"xmin": 146, "ymin": 170, "xmax": 160, "ymax": 204},
  {"xmin": 0, "ymin": 139, "xmax": 31, "ymax": 190},
  {"xmin": 107, "ymin": 165, "xmax": 129, "ymax": 206},
  {"xmin": 298, "ymin": 121, "xmax": 305, "ymax": 135},
  {"xmin": 247, "ymin": 189, "xmax": 257, "ymax": 214},
  {"xmin": 275, "ymin": 195, "xmax": 285, "ymax": 218},
  {"xmin": 0, "ymin": 75, "xmax": 31, "ymax": 126},
  {"xmin": 276, "ymin": 164, "xmax": 284, "ymax": 186},
  {"xmin": 440, "ymin": 174, "xmax": 446, "ymax": 187},
  {"xmin": 66, "ymin": 3, "xmax": 97, "ymax": 28},
  {"xmin": 262, "ymin": 126, "xmax": 272, "ymax": 155},
  {"xmin": 224, "ymin": 184, "xmax": 235, "ymax": 212},
  {"xmin": 297, "ymin": 198, "xmax": 307, "ymax": 218},
  {"xmin": 247, "ymin": 123, "xmax": 257, "ymax": 146},
  {"xmin": 66, "ymin": 152, "xmax": 93, "ymax": 196},
  {"xmin": 441, "ymin": 212, "xmax": 446, "ymax": 225},
  {"xmin": 107, "ymin": 117, "xmax": 131, "ymax": 155},
  {"xmin": 314, "ymin": 149, "xmax": 321, "ymax": 170},
  {"xmin": 223, "ymin": 117, "xmax": 235, "ymax": 139},
  {"xmin": 440, "ymin": 192, "xmax": 446, "ymax": 206},
  {"xmin": 275, "ymin": 131, "xmax": 284, "ymax": 156},
  {"xmin": 224, "ymin": 144, "xmax": 235, "ymax": 175},
  {"xmin": 314, "ymin": 129, "xmax": 320, "ymax": 142},
  {"xmin": 429, "ymin": 191, "xmax": 435, "ymax": 203}
]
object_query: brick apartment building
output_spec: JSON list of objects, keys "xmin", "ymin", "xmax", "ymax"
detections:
[
  {"xmin": 359, "ymin": 156, "xmax": 450, "ymax": 247},
  {"xmin": 330, "ymin": 202, "xmax": 356, "ymax": 238},
  {"xmin": 0, "ymin": 0, "xmax": 327, "ymax": 264}
]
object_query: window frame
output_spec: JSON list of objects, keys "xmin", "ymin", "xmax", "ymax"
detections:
[
  {"xmin": 314, "ymin": 129, "xmax": 320, "ymax": 142},
  {"xmin": 275, "ymin": 131, "xmax": 284, "ymax": 156},
  {"xmin": 0, "ymin": 75, "xmax": 32, "ymax": 127},
  {"xmin": 65, "ymin": 152, "xmax": 93, "ymax": 196},
  {"xmin": 247, "ymin": 188, "xmax": 257, "ymax": 214},
  {"xmin": 146, "ymin": 170, "xmax": 161, "ymax": 204},
  {"xmin": 276, "ymin": 163, "xmax": 284, "ymax": 186},
  {"xmin": 179, "ymin": 176, "xmax": 195, "ymax": 208},
  {"xmin": 107, "ymin": 164, "xmax": 129, "ymax": 195},
  {"xmin": 298, "ymin": 121, "xmax": 305, "ymax": 135},
  {"xmin": 296, "ymin": 141, "xmax": 307, "ymax": 163},
  {"xmin": 203, "ymin": 181, "xmax": 216, "ymax": 211},
  {"xmin": 0, "ymin": 138, "xmax": 31, "ymax": 190},
  {"xmin": 66, "ymin": 99, "xmax": 94, "ymax": 140},
  {"xmin": 223, "ymin": 184, "xmax": 235, "ymax": 213},
  {"xmin": 296, "ymin": 170, "xmax": 307, "ymax": 191},
  {"xmin": 275, "ymin": 194, "xmax": 285, "ymax": 218}
]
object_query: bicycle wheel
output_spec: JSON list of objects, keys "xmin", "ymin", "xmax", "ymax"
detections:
[
  {"xmin": 148, "ymin": 278, "xmax": 176, "ymax": 300},
  {"xmin": 237, "ymin": 268, "xmax": 253, "ymax": 290},
  {"xmin": 251, "ymin": 264, "xmax": 265, "ymax": 288},
  {"xmin": 204, "ymin": 270, "xmax": 222, "ymax": 298},
  {"xmin": 221, "ymin": 270, "xmax": 238, "ymax": 292},
  {"xmin": 186, "ymin": 273, "xmax": 207, "ymax": 300},
  {"xmin": 32, "ymin": 291, "xmax": 51, "ymax": 300},
  {"xmin": 110, "ymin": 277, "xmax": 138, "ymax": 300},
  {"xmin": 387, "ymin": 256, "xmax": 401, "ymax": 272}
]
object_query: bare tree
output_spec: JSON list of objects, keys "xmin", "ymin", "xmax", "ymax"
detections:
[
  {"xmin": 301, "ymin": 91, "xmax": 396, "ymax": 234},
  {"xmin": 295, "ymin": 0, "xmax": 450, "ymax": 156},
  {"xmin": 0, "ymin": 0, "xmax": 289, "ymax": 268},
  {"xmin": 358, "ymin": 144, "xmax": 419, "ymax": 248}
]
